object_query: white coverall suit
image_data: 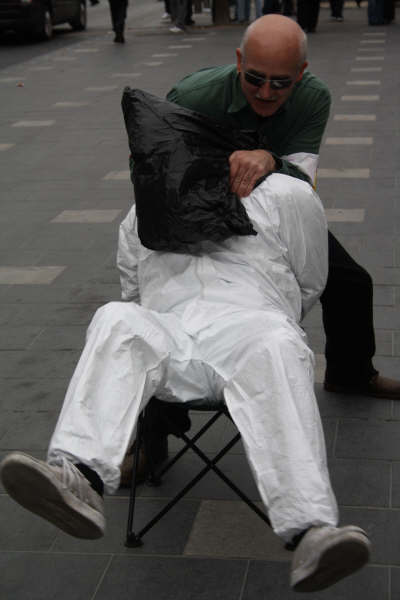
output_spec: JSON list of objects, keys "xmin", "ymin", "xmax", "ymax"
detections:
[{"xmin": 47, "ymin": 173, "xmax": 338, "ymax": 542}]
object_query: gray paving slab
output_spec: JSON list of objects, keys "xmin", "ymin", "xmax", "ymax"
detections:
[
  {"xmin": 51, "ymin": 497, "xmax": 200, "ymax": 555},
  {"xmin": 0, "ymin": 553, "xmax": 110, "ymax": 600},
  {"xmin": 94, "ymin": 555, "xmax": 248, "ymax": 600},
  {"xmin": 242, "ymin": 560, "xmax": 389, "ymax": 600},
  {"xmin": 335, "ymin": 419, "xmax": 400, "ymax": 460},
  {"xmin": 184, "ymin": 499, "xmax": 290, "ymax": 561},
  {"xmin": 0, "ymin": 495, "xmax": 58, "ymax": 551}
]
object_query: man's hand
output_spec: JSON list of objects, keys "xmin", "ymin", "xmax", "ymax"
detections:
[{"xmin": 229, "ymin": 150, "xmax": 277, "ymax": 198}]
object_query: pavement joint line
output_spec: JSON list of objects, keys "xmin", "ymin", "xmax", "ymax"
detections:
[
  {"xmin": 29, "ymin": 66, "xmax": 55, "ymax": 71},
  {"xmin": 74, "ymin": 48, "xmax": 100, "ymax": 53},
  {"xmin": 325, "ymin": 137, "xmax": 373, "ymax": 145},
  {"xmin": 351, "ymin": 67, "xmax": 382, "ymax": 71},
  {"xmin": 363, "ymin": 31, "xmax": 386, "ymax": 35},
  {"xmin": 356, "ymin": 56, "xmax": 385, "ymax": 60},
  {"xmin": 52, "ymin": 102, "xmax": 90, "ymax": 108},
  {"xmin": 341, "ymin": 95, "xmax": 380, "ymax": 101},
  {"xmin": 111, "ymin": 73, "xmax": 142, "ymax": 77},
  {"xmin": 85, "ymin": 86, "xmax": 118, "ymax": 91},
  {"xmin": 142, "ymin": 61, "xmax": 164, "ymax": 66},
  {"xmin": 0, "ymin": 77, "xmax": 25, "ymax": 82},
  {"xmin": 333, "ymin": 114, "xmax": 376, "ymax": 121},
  {"xmin": 152, "ymin": 53, "xmax": 178, "ymax": 57},
  {"xmin": 0, "ymin": 266, "xmax": 66, "ymax": 285},
  {"xmin": 357, "ymin": 47, "xmax": 385, "ymax": 51},
  {"xmin": 325, "ymin": 208, "xmax": 366, "ymax": 220},
  {"xmin": 11, "ymin": 120, "xmax": 56, "ymax": 127},
  {"xmin": 168, "ymin": 45, "xmax": 192, "ymax": 49},
  {"xmin": 318, "ymin": 169, "xmax": 370, "ymax": 179},
  {"xmin": 360, "ymin": 40, "xmax": 386, "ymax": 43},
  {"xmin": 103, "ymin": 170, "xmax": 130, "ymax": 180},
  {"xmin": 346, "ymin": 80, "xmax": 381, "ymax": 85},
  {"xmin": 51, "ymin": 210, "xmax": 123, "ymax": 223}
]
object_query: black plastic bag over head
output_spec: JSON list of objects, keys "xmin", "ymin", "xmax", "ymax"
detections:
[{"xmin": 121, "ymin": 88, "xmax": 257, "ymax": 252}]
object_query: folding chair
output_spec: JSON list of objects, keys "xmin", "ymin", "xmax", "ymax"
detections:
[{"xmin": 125, "ymin": 397, "xmax": 271, "ymax": 548}]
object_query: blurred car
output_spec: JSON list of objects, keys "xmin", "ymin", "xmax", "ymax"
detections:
[{"xmin": 0, "ymin": 0, "xmax": 87, "ymax": 40}]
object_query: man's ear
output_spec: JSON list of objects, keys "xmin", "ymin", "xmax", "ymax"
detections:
[
  {"xmin": 296, "ymin": 61, "xmax": 308, "ymax": 82},
  {"xmin": 236, "ymin": 48, "xmax": 242, "ymax": 73}
]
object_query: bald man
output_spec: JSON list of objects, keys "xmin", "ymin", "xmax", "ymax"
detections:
[{"xmin": 165, "ymin": 15, "xmax": 400, "ymax": 401}]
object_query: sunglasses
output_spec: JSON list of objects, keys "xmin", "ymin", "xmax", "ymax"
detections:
[{"xmin": 244, "ymin": 70, "xmax": 294, "ymax": 90}]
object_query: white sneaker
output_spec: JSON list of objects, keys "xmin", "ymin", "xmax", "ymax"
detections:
[
  {"xmin": 169, "ymin": 25, "xmax": 185, "ymax": 33},
  {"xmin": 161, "ymin": 12, "xmax": 171, "ymax": 20},
  {"xmin": 291, "ymin": 525, "xmax": 371, "ymax": 592},
  {"xmin": 0, "ymin": 452, "xmax": 105, "ymax": 539}
]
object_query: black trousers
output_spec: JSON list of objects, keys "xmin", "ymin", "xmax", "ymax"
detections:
[
  {"xmin": 330, "ymin": 0, "xmax": 344, "ymax": 17},
  {"xmin": 108, "ymin": 0, "xmax": 127, "ymax": 34},
  {"xmin": 297, "ymin": 0, "xmax": 320, "ymax": 31},
  {"xmin": 321, "ymin": 231, "xmax": 377, "ymax": 386},
  {"xmin": 282, "ymin": 0, "xmax": 294, "ymax": 15}
]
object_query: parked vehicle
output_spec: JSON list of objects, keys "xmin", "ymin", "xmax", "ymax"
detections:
[{"xmin": 0, "ymin": 0, "xmax": 87, "ymax": 40}]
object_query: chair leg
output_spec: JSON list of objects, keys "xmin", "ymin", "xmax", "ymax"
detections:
[{"xmin": 125, "ymin": 411, "xmax": 145, "ymax": 548}]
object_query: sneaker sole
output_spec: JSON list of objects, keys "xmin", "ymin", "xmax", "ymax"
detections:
[
  {"xmin": 1, "ymin": 452, "xmax": 105, "ymax": 539},
  {"xmin": 292, "ymin": 528, "xmax": 371, "ymax": 592}
]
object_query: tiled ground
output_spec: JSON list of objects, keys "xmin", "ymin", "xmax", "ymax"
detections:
[{"xmin": 1, "ymin": 1, "xmax": 400, "ymax": 598}]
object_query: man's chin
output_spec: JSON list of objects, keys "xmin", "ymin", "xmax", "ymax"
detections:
[{"xmin": 252, "ymin": 100, "xmax": 281, "ymax": 117}]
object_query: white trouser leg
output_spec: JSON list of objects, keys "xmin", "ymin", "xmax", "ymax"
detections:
[
  {"xmin": 48, "ymin": 302, "xmax": 178, "ymax": 493},
  {"xmin": 218, "ymin": 312, "xmax": 338, "ymax": 542}
]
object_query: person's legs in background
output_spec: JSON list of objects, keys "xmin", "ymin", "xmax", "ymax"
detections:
[
  {"xmin": 329, "ymin": 0, "xmax": 344, "ymax": 20},
  {"xmin": 307, "ymin": 0, "xmax": 320, "ymax": 31},
  {"xmin": 281, "ymin": 0, "xmax": 294, "ymax": 15},
  {"xmin": 237, "ymin": 0, "xmax": 251, "ymax": 22},
  {"xmin": 108, "ymin": 0, "xmax": 127, "ymax": 42},
  {"xmin": 169, "ymin": 0, "xmax": 188, "ymax": 31},
  {"xmin": 254, "ymin": 0, "xmax": 263, "ymax": 19}
]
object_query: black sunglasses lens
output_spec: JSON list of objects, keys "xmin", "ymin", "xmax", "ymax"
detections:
[
  {"xmin": 244, "ymin": 72, "xmax": 292, "ymax": 90},
  {"xmin": 244, "ymin": 72, "xmax": 265, "ymax": 87},
  {"xmin": 270, "ymin": 79, "xmax": 292, "ymax": 90}
]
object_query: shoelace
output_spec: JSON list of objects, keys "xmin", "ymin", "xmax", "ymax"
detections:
[{"xmin": 60, "ymin": 457, "xmax": 86, "ymax": 500}]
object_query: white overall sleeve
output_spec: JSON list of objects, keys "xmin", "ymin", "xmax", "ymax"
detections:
[
  {"xmin": 117, "ymin": 204, "xmax": 141, "ymax": 303},
  {"xmin": 277, "ymin": 179, "xmax": 328, "ymax": 318}
]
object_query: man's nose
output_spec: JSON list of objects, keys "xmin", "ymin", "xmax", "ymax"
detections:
[{"xmin": 257, "ymin": 81, "xmax": 275, "ymax": 99}]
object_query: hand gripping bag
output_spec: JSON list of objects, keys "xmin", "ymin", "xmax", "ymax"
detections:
[{"xmin": 121, "ymin": 88, "xmax": 257, "ymax": 252}]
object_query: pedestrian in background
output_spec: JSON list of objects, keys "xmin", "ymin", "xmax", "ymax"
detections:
[
  {"xmin": 237, "ymin": 0, "xmax": 251, "ymax": 23},
  {"xmin": 169, "ymin": 0, "xmax": 189, "ymax": 31},
  {"xmin": 297, "ymin": 0, "xmax": 320, "ymax": 32},
  {"xmin": 108, "ymin": 0, "xmax": 128, "ymax": 42},
  {"xmin": 329, "ymin": 0, "xmax": 344, "ymax": 21},
  {"xmin": 368, "ymin": 0, "xmax": 384, "ymax": 23},
  {"xmin": 262, "ymin": 0, "xmax": 281, "ymax": 15},
  {"xmin": 282, "ymin": 0, "xmax": 294, "ymax": 16}
]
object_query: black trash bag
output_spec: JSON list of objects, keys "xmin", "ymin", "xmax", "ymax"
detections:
[{"xmin": 121, "ymin": 88, "xmax": 258, "ymax": 252}]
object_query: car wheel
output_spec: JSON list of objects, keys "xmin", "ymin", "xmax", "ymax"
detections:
[
  {"xmin": 36, "ymin": 7, "xmax": 53, "ymax": 40},
  {"xmin": 70, "ymin": 1, "xmax": 87, "ymax": 31}
]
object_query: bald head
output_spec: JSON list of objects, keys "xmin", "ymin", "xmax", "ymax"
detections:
[
  {"xmin": 236, "ymin": 15, "xmax": 308, "ymax": 118},
  {"xmin": 240, "ymin": 15, "xmax": 307, "ymax": 70}
]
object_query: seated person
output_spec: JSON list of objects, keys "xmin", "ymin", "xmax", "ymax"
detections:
[{"xmin": 1, "ymin": 171, "xmax": 370, "ymax": 593}]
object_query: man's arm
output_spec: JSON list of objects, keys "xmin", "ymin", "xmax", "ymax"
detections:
[
  {"xmin": 167, "ymin": 68, "xmax": 331, "ymax": 196},
  {"xmin": 276, "ymin": 178, "xmax": 328, "ymax": 318},
  {"xmin": 117, "ymin": 204, "xmax": 141, "ymax": 303}
]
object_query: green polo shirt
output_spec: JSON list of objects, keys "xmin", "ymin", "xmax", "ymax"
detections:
[{"xmin": 167, "ymin": 65, "xmax": 331, "ymax": 183}]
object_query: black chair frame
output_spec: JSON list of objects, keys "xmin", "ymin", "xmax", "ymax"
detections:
[{"xmin": 125, "ymin": 398, "xmax": 271, "ymax": 548}]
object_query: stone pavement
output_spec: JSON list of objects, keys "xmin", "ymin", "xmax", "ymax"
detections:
[{"xmin": 0, "ymin": 2, "xmax": 400, "ymax": 598}]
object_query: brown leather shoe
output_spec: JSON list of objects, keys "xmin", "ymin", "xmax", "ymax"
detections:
[
  {"xmin": 119, "ymin": 436, "xmax": 168, "ymax": 488},
  {"xmin": 324, "ymin": 374, "xmax": 400, "ymax": 400}
]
